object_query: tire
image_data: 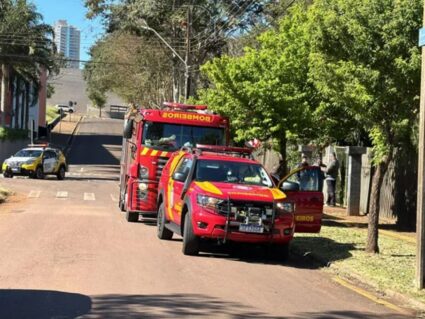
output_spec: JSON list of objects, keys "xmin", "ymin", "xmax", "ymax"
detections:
[
  {"xmin": 157, "ymin": 203, "xmax": 173, "ymax": 240},
  {"xmin": 3, "ymin": 171, "xmax": 12, "ymax": 178},
  {"xmin": 35, "ymin": 166, "xmax": 44, "ymax": 179},
  {"xmin": 119, "ymin": 189, "xmax": 128, "ymax": 212},
  {"xmin": 126, "ymin": 210, "xmax": 139, "ymax": 222},
  {"xmin": 56, "ymin": 166, "xmax": 66, "ymax": 180},
  {"xmin": 182, "ymin": 211, "xmax": 199, "ymax": 256},
  {"xmin": 268, "ymin": 242, "xmax": 290, "ymax": 261}
]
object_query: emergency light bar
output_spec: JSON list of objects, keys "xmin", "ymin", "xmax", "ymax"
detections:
[
  {"xmin": 27, "ymin": 143, "xmax": 49, "ymax": 148},
  {"xmin": 195, "ymin": 144, "xmax": 252, "ymax": 155},
  {"xmin": 163, "ymin": 102, "xmax": 208, "ymax": 111}
]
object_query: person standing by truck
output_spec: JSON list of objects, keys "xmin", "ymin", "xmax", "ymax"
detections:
[{"xmin": 325, "ymin": 152, "xmax": 339, "ymax": 206}]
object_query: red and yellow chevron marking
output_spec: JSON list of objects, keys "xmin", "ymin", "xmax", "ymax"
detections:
[{"xmin": 140, "ymin": 147, "xmax": 171, "ymax": 158}]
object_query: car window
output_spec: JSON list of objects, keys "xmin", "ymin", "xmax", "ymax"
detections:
[
  {"xmin": 173, "ymin": 158, "xmax": 193, "ymax": 181},
  {"xmin": 44, "ymin": 151, "xmax": 57, "ymax": 159},
  {"xmin": 286, "ymin": 168, "xmax": 321, "ymax": 191}
]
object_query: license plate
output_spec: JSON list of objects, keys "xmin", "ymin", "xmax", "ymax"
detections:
[
  {"xmin": 239, "ymin": 224, "xmax": 264, "ymax": 233},
  {"xmin": 11, "ymin": 167, "xmax": 20, "ymax": 173}
]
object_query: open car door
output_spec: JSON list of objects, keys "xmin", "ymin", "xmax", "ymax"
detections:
[{"xmin": 279, "ymin": 166, "xmax": 324, "ymax": 233}]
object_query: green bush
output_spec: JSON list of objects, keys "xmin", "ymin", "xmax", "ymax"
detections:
[{"xmin": 0, "ymin": 127, "xmax": 28, "ymax": 141}]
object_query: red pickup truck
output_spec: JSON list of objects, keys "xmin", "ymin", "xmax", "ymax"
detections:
[{"xmin": 156, "ymin": 145, "xmax": 302, "ymax": 259}]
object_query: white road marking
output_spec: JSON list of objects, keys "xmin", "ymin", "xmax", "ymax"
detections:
[
  {"xmin": 84, "ymin": 193, "xmax": 96, "ymax": 201},
  {"xmin": 80, "ymin": 167, "xmax": 84, "ymax": 172},
  {"xmin": 28, "ymin": 190, "xmax": 41, "ymax": 198},
  {"xmin": 110, "ymin": 194, "xmax": 118, "ymax": 202},
  {"xmin": 56, "ymin": 191, "xmax": 68, "ymax": 199}
]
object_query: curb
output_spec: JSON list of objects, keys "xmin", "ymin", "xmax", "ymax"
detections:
[{"xmin": 291, "ymin": 242, "xmax": 425, "ymax": 315}]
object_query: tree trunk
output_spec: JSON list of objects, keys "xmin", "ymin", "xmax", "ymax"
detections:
[
  {"xmin": 274, "ymin": 131, "xmax": 288, "ymax": 178},
  {"xmin": 366, "ymin": 153, "xmax": 392, "ymax": 253},
  {"xmin": 1, "ymin": 64, "xmax": 9, "ymax": 126}
]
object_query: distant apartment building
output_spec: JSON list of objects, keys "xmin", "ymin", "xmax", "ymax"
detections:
[{"xmin": 54, "ymin": 20, "xmax": 81, "ymax": 69}]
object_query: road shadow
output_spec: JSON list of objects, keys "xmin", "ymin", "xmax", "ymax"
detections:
[
  {"xmin": 86, "ymin": 293, "xmax": 280, "ymax": 318},
  {"xmin": 68, "ymin": 133, "xmax": 122, "ymax": 166},
  {"xmin": 180, "ymin": 236, "xmax": 357, "ymax": 270},
  {"xmin": 291, "ymin": 311, "xmax": 410, "ymax": 319},
  {"xmin": 83, "ymin": 294, "xmax": 409, "ymax": 318},
  {"xmin": 0, "ymin": 289, "xmax": 91, "ymax": 319}
]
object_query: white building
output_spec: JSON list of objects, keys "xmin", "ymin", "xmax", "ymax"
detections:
[{"xmin": 54, "ymin": 20, "xmax": 81, "ymax": 69}]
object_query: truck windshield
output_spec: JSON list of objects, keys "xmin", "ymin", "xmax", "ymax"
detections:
[
  {"xmin": 195, "ymin": 160, "xmax": 273, "ymax": 187},
  {"xmin": 142, "ymin": 122, "xmax": 225, "ymax": 151}
]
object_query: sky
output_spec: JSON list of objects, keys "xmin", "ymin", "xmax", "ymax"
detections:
[{"xmin": 30, "ymin": 0, "xmax": 105, "ymax": 64}]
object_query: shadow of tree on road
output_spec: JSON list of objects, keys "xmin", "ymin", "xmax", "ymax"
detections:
[
  {"xmin": 0, "ymin": 290, "xmax": 409, "ymax": 318},
  {"xmin": 0, "ymin": 289, "xmax": 91, "ymax": 319}
]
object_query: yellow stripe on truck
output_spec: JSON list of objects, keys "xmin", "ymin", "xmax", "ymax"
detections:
[
  {"xmin": 194, "ymin": 182, "xmax": 223, "ymax": 196},
  {"xmin": 151, "ymin": 150, "xmax": 158, "ymax": 156},
  {"xmin": 270, "ymin": 188, "xmax": 286, "ymax": 200},
  {"xmin": 141, "ymin": 148, "xmax": 149, "ymax": 156}
]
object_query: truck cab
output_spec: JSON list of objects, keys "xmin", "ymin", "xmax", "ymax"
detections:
[{"xmin": 119, "ymin": 103, "xmax": 230, "ymax": 222}]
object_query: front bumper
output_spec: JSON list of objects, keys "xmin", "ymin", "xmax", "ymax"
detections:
[
  {"xmin": 2, "ymin": 163, "xmax": 37, "ymax": 176},
  {"xmin": 192, "ymin": 209, "xmax": 294, "ymax": 244}
]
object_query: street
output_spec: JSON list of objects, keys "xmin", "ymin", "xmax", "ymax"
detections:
[{"xmin": 0, "ymin": 117, "xmax": 411, "ymax": 318}]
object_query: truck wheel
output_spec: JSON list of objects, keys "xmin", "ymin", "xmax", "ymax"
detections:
[
  {"xmin": 35, "ymin": 166, "xmax": 44, "ymax": 179},
  {"xmin": 119, "ymin": 190, "xmax": 127, "ymax": 212},
  {"xmin": 269, "ymin": 243, "xmax": 290, "ymax": 261},
  {"xmin": 126, "ymin": 210, "xmax": 139, "ymax": 222},
  {"xmin": 157, "ymin": 203, "xmax": 173, "ymax": 240},
  {"xmin": 56, "ymin": 166, "xmax": 66, "ymax": 180},
  {"xmin": 182, "ymin": 211, "xmax": 199, "ymax": 256}
]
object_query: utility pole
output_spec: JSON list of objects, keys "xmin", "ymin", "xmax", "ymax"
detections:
[
  {"xmin": 416, "ymin": 0, "xmax": 425, "ymax": 290},
  {"xmin": 184, "ymin": 5, "xmax": 192, "ymax": 101}
]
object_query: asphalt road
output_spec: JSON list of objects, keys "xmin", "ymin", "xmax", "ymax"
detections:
[{"xmin": 0, "ymin": 117, "xmax": 413, "ymax": 318}]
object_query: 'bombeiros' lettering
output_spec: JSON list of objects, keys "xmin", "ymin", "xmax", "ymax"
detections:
[{"xmin": 161, "ymin": 112, "xmax": 213, "ymax": 123}]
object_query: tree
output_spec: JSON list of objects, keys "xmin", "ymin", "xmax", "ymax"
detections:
[
  {"xmin": 84, "ymin": 0, "xmax": 268, "ymax": 101},
  {"xmin": 0, "ymin": 0, "xmax": 59, "ymax": 127},
  {"xmin": 84, "ymin": 32, "xmax": 174, "ymax": 106},
  {"xmin": 307, "ymin": 0, "xmax": 422, "ymax": 253},
  {"xmin": 88, "ymin": 89, "xmax": 107, "ymax": 118},
  {"xmin": 198, "ymin": 4, "xmax": 315, "ymax": 175}
]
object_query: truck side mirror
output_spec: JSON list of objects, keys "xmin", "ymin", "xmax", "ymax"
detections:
[
  {"xmin": 281, "ymin": 181, "xmax": 300, "ymax": 192},
  {"xmin": 172, "ymin": 172, "xmax": 186, "ymax": 182},
  {"xmin": 123, "ymin": 119, "xmax": 134, "ymax": 139}
]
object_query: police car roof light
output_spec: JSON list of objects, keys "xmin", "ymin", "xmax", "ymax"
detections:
[{"xmin": 27, "ymin": 143, "xmax": 49, "ymax": 148}]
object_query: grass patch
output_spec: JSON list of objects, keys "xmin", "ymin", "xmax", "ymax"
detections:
[
  {"xmin": 0, "ymin": 127, "xmax": 28, "ymax": 141},
  {"xmin": 46, "ymin": 105, "xmax": 59, "ymax": 124},
  {"xmin": 0, "ymin": 187, "xmax": 10, "ymax": 203},
  {"xmin": 292, "ymin": 225, "xmax": 424, "ymax": 303}
]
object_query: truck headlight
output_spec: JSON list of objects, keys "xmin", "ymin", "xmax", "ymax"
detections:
[
  {"xmin": 138, "ymin": 183, "xmax": 148, "ymax": 191},
  {"xmin": 197, "ymin": 195, "xmax": 223, "ymax": 210},
  {"xmin": 139, "ymin": 165, "xmax": 149, "ymax": 179},
  {"xmin": 277, "ymin": 202, "xmax": 295, "ymax": 213}
]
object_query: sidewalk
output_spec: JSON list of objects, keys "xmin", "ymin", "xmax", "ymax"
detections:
[{"xmin": 323, "ymin": 205, "xmax": 416, "ymax": 243}]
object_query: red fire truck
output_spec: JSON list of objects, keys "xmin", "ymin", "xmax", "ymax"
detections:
[{"xmin": 119, "ymin": 103, "xmax": 230, "ymax": 222}]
